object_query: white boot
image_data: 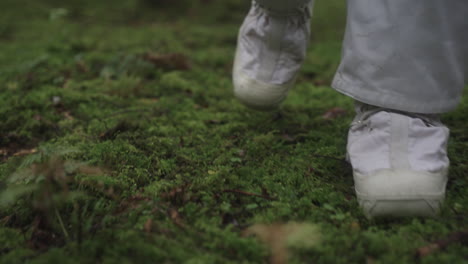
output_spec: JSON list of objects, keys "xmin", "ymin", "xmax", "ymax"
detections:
[
  {"xmin": 347, "ymin": 103, "xmax": 449, "ymax": 218},
  {"xmin": 233, "ymin": 0, "xmax": 313, "ymax": 110}
]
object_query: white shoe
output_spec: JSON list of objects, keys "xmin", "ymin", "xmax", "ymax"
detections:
[
  {"xmin": 233, "ymin": 1, "xmax": 312, "ymax": 110},
  {"xmin": 347, "ymin": 103, "xmax": 449, "ymax": 218}
]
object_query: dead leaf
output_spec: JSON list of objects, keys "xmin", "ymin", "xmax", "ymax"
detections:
[
  {"xmin": 313, "ymin": 79, "xmax": 327, "ymax": 86},
  {"xmin": 77, "ymin": 165, "xmax": 107, "ymax": 175},
  {"xmin": 144, "ymin": 218, "xmax": 153, "ymax": 233},
  {"xmin": 138, "ymin": 98, "xmax": 160, "ymax": 105},
  {"xmin": 76, "ymin": 61, "xmax": 89, "ymax": 73},
  {"xmin": 366, "ymin": 257, "xmax": 377, "ymax": 264},
  {"xmin": 169, "ymin": 208, "xmax": 185, "ymax": 228},
  {"xmin": 205, "ymin": 120, "xmax": 226, "ymax": 125},
  {"xmin": 0, "ymin": 215, "xmax": 12, "ymax": 225},
  {"xmin": 13, "ymin": 148, "xmax": 38, "ymax": 157},
  {"xmin": 62, "ymin": 111, "xmax": 74, "ymax": 120},
  {"xmin": 244, "ymin": 222, "xmax": 321, "ymax": 264},
  {"xmin": 322, "ymin": 107, "xmax": 347, "ymax": 120},
  {"xmin": 281, "ymin": 134, "xmax": 296, "ymax": 143},
  {"xmin": 115, "ymin": 195, "xmax": 152, "ymax": 215},
  {"xmin": 223, "ymin": 189, "xmax": 275, "ymax": 200},
  {"xmin": 143, "ymin": 53, "xmax": 191, "ymax": 71},
  {"xmin": 350, "ymin": 221, "xmax": 360, "ymax": 231},
  {"xmin": 415, "ymin": 231, "xmax": 468, "ymax": 259},
  {"xmin": 160, "ymin": 184, "xmax": 191, "ymax": 201},
  {"xmin": 237, "ymin": 149, "xmax": 246, "ymax": 157},
  {"xmin": 99, "ymin": 121, "xmax": 134, "ymax": 140}
]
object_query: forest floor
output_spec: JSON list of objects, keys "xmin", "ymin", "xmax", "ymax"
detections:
[{"xmin": 0, "ymin": 0, "xmax": 467, "ymax": 263}]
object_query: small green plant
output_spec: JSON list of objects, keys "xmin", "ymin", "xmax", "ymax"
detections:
[{"xmin": 0, "ymin": 147, "xmax": 111, "ymax": 248}]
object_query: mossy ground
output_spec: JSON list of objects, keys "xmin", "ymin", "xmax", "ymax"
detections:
[{"xmin": 0, "ymin": 0, "xmax": 467, "ymax": 263}]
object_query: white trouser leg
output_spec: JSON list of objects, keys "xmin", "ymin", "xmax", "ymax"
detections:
[
  {"xmin": 333, "ymin": 0, "xmax": 468, "ymax": 114},
  {"xmin": 255, "ymin": 0, "xmax": 312, "ymax": 12}
]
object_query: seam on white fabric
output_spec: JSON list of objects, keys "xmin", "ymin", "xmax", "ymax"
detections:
[
  {"xmin": 258, "ymin": 16, "xmax": 287, "ymax": 82},
  {"xmin": 390, "ymin": 113, "xmax": 411, "ymax": 170},
  {"xmin": 308, "ymin": 0, "xmax": 315, "ymax": 17},
  {"xmin": 353, "ymin": 168, "xmax": 449, "ymax": 179},
  {"xmin": 356, "ymin": 193, "xmax": 445, "ymax": 200}
]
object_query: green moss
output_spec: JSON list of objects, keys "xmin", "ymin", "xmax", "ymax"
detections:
[{"xmin": 0, "ymin": 0, "xmax": 467, "ymax": 263}]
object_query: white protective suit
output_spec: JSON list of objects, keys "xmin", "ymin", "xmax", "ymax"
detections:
[
  {"xmin": 257, "ymin": 0, "xmax": 468, "ymax": 114},
  {"xmin": 237, "ymin": 0, "xmax": 468, "ymax": 217}
]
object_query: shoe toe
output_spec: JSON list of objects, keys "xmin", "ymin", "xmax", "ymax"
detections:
[
  {"xmin": 233, "ymin": 71, "xmax": 292, "ymax": 111},
  {"xmin": 354, "ymin": 169, "xmax": 447, "ymax": 218},
  {"xmin": 360, "ymin": 199, "xmax": 442, "ymax": 219}
]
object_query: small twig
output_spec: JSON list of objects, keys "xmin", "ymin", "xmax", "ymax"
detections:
[
  {"xmin": 104, "ymin": 108, "xmax": 154, "ymax": 120},
  {"xmin": 223, "ymin": 189, "xmax": 276, "ymax": 201},
  {"xmin": 310, "ymin": 153, "xmax": 350, "ymax": 165},
  {"xmin": 93, "ymin": 108, "xmax": 156, "ymax": 131},
  {"xmin": 75, "ymin": 202, "xmax": 83, "ymax": 248},
  {"xmin": 416, "ymin": 231, "xmax": 468, "ymax": 258},
  {"xmin": 55, "ymin": 208, "xmax": 70, "ymax": 241},
  {"xmin": 169, "ymin": 208, "xmax": 186, "ymax": 230},
  {"xmin": 0, "ymin": 215, "xmax": 12, "ymax": 225}
]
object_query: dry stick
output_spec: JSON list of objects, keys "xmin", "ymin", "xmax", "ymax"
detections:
[
  {"xmin": 416, "ymin": 231, "xmax": 468, "ymax": 258},
  {"xmin": 310, "ymin": 153, "xmax": 349, "ymax": 165},
  {"xmin": 223, "ymin": 189, "xmax": 276, "ymax": 201},
  {"xmin": 55, "ymin": 208, "xmax": 70, "ymax": 241},
  {"xmin": 152, "ymin": 205, "xmax": 187, "ymax": 231},
  {"xmin": 104, "ymin": 108, "xmax": 155, "ymax": 120}
]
